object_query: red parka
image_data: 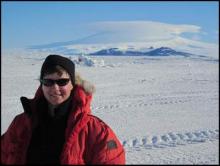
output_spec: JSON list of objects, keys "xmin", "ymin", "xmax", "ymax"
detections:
[{"xmin": 1, "ymin": 83, "xmax": 125, "ymax": 164}]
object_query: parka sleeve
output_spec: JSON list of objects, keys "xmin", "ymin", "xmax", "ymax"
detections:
[
  {"xmin": 1, "ymin": 113, "xmax": 30, "ymax": 165},
  {"xmin": 88, "ymin": 119, "xmax": 126, "ymax": 165},
  {"xmin": 1, "ymin": 115, "xmax": 20, "ymax": 164}
]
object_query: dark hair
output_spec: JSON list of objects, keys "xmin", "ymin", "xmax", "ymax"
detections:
[{"xmin": 41, "ymin": 65, "xmax": 67, "ymax": 78}]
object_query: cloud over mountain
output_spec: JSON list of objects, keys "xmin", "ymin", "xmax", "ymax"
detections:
[
  {"xmin": 28, "ymin": 21, "xmax": 218, "ymax": 59},
  {"xmin": 86, "ymin": 21, "xmax": 201, "ymax": 43}
]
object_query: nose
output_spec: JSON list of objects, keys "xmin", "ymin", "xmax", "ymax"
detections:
[{"xmin": 50, "ymin": 83, "xmax": 60, "ymax": 90}]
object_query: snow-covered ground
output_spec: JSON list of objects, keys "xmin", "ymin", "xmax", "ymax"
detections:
[{"xmin": 1, "ymin": 52, "xmax": 219, "ymax": 164}]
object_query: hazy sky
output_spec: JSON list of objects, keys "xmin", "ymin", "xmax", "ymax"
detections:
[{"xmin": 2, "ymin": 1, "xmax": 219, "ymax": 49}]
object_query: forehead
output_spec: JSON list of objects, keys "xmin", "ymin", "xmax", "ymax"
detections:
[{"xmin": 43, "ymin": 72, "xmax": 70, "ymax": 79}]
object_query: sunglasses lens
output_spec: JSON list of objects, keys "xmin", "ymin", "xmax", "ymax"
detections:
[
  {"xmin": 41, "ymin": 79, "xmax": 54, "ymax": 86},
  {"xmin": 41, "ymin": 79, "xmax": 70, "ymax": 86},
  {"xmin": 56, "ymin": 79, "xmax": 70, "ymax": 86}
]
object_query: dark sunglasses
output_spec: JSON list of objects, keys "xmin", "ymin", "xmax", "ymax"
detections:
[{"xmin": 40, "ymin": 78, "xmax": 70, "ymax": 87}]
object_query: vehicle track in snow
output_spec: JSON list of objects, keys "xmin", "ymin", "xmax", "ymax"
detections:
[{"xmin": 120, "ymin": 129, "xmax": 219, "ymax": 150}]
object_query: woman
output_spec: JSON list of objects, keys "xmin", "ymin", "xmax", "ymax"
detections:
[{"xmin": 1, "ymin": 54, "xmax": 125, "ymax": 164}]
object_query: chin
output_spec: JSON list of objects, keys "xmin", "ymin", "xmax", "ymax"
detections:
[{"xmin": 50, "ymin": 100, "xmax": 63, "ymax": 106}]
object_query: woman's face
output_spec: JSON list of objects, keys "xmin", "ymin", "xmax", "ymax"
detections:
[{"xmin": 42, "ymin": 72, "xmax": 73, "ymax": 106}]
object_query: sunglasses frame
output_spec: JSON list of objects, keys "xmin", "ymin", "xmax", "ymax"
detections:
[{"xmin": 40, "ymin": 78, "xmax": 70, "ymax": 87}]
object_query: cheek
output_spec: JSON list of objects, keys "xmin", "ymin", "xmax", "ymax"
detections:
[
  {"xmin": 60, "ymin": 87, "xmax": 68, "ymax": 94},
  {"xmin": 42, "ymin": 86, "xmax": 49, "ymax": 94},
  {"xmin": 60, "ymin": 85, "xmax": 73, "ymax": 95}
]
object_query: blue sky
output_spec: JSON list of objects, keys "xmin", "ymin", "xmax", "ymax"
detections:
[{"xmin": 2, "ymin": 1, "xmax": 219, "ymax": 49}]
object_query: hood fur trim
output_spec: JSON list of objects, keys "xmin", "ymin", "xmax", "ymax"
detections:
[{"xmin": 75, "ymin": 72, "xmax": 95, "ymax": 94}]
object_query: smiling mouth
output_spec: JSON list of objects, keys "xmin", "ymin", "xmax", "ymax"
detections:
[{"xmin": 50, "ymin": 94, "xmax": 62, "ymax": 98}]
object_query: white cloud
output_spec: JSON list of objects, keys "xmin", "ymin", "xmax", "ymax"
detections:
[{"xmin": 85, "ymin": 21, "xmax": 202, "ymax": 43}]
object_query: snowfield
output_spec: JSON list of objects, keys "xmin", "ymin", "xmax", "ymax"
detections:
[{"xmin": 1, "ymin": 52, "xmax": 219, "ymax": 164}]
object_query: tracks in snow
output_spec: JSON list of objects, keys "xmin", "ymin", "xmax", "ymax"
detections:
[
  {"xmin": 92, "ymin": 91, "xmax": 219, "ymax": 151},
  {"xmin": 92, "ymin": 91, "xmax": 218, "ymax": 112},
  {"xmin": 121, "ymin": 129, "xmax": 219, "ymax": 150}
]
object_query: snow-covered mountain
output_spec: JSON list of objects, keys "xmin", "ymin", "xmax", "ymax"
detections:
[
  {"xmin": 27, "ymin": 21, "xmax": 218, "ymax": 59},
  {"xmin": 89, "ymin": 47, "xmax": 195, "ymax": 57},
  {"xmin": 27, "ymin": 37, "xmax": 218, "ymax": 60}
]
